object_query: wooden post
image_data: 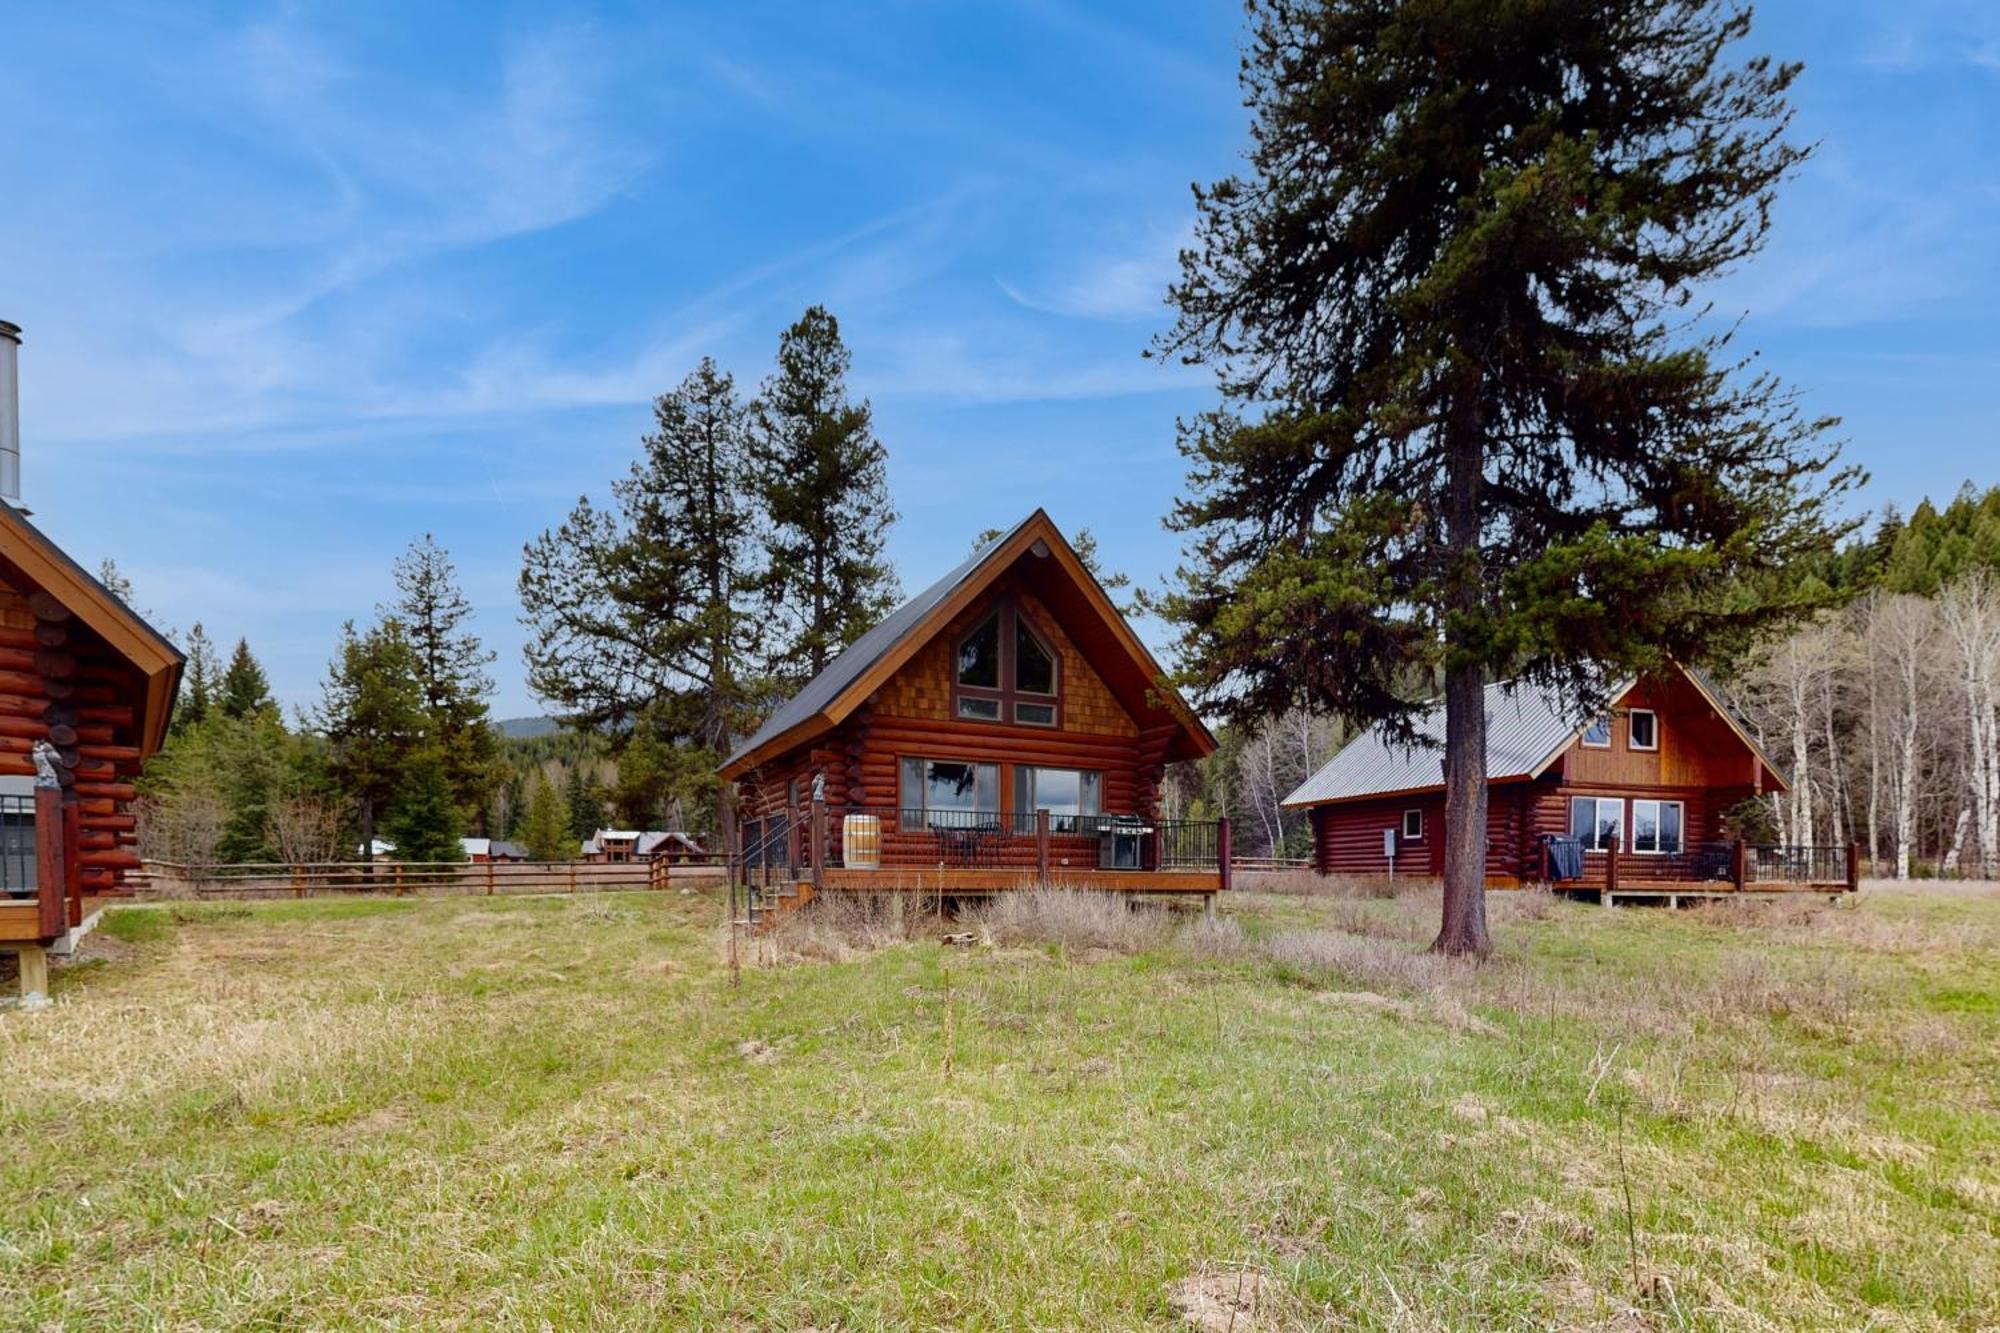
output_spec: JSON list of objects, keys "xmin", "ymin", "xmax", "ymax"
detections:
[
  {"xmin": 486, "ymin": 858, "xmax": 496, "ymax": 896},
  {"xmin": 1539, "ymin": 839, "xmax": 1550, "ymax": 886},
  {"xmin": 1731, "ymin": 838, "xmax": 1748, "ymax": 892},
  {"xmin": 62, "ymin": 800, "xmax": 81, "ymax": 929},
  {"xmin": 810, "ymin": 795, "xmax": 826, "ymax": 893},
  {"xmin": 1604, "ymin": 841, "xmax": 1619, "ymax": 896},
  {"xmin": 1218, "ymin": 816, "xmax": 1232, "ymax": 894},
  {"xmin": 393, "ymin": 862, "xmax": 404, "ymax": 896},
  {"xmin": 1845, "ymin": 842, "xmax": 1860, "ymax": 893},
  {"xmin": 568, "ymin": 860, "xmax": 578, "ymax": 894},
  {"xmin": 33, "ymin": 786, "xmax": 64, "ymax": 942},
  {"xmin": 1034, "ymin": 808, "xmax": 1051, "ymax": 883},
  {"xmin": 14, "ymin": 945, "xmax": 49, "ymax": 1004}
]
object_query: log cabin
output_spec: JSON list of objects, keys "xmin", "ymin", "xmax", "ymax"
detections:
[
  {"xmin": 0, "ymin": 324, "xmax": 183, "ymax": 1001},
  {"xmin": 718, "ymin": 511, "xmax": 1222, "ymax": 923},
  {"xmin": 1283, "ymin": 663, "xmax": 1858, "ymax": 900}
]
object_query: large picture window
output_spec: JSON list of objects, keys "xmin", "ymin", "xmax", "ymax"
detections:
[
  {"xmin": 1013, "ymin": 766, "xmax": 1101, "ymax": 832},
  {"xmin": 899, "ymin": 758, "xmax": 998, "ymax": 831},
  {"xmin": 0, "ymin": 795, "xmax": 34, "ymax": 895},
  {"xmin": 1630, "ymin": 799, "xmax": 1683, "ymax": 854},
  {"xmin": 1569, "ymin": 796, "xmax": 1622, "ymax": 851},
  {"xmin": 954, "ymin": 600, "xmax": 1061, "ymax": 727}
]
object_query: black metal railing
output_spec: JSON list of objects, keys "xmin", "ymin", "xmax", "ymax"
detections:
[{"xmin": 1747, "ymin": 844, "xmax": 1850, "ymax": 886}]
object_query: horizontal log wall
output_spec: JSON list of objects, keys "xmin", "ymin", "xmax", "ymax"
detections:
[{"xmin": 0, "ymin": 582, "xmax": 150, "ymax": 892}]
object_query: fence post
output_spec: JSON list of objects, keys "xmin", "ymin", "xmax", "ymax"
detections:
[
  {"xmin": 34, "ymin": 785, "xmax": 65, "ymax": 941},
  {"xmin": 810, "ymin": 795, "xmax": 826, "ymax": 893},
  {"xmin": 1845, "ymin": 842, "xmax": 1860, "ymax": 893},
  {"xmin": 486, "ymin": 858, "xmax": 495, "ymax": 896},
  {"xmin": 1731, "ymin": 838, "xmax": 1747, "ymax": 892},
  {"xmin": 1036, "ymin": 808, "xmax": 1051, "ymax": 884},
  {"xmin": 568, "ymin": 860, "xmax": 577, "ymax": 894},
  {"xmin": 393, "ymin": 862, "xmax": 404, "ymax": 896},
  {"xmin": 1218, "ymin": 816, "xmax": 1232, "ymax": 894}
]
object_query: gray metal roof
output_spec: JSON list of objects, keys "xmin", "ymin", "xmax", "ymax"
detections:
[
  {"xmin": 721, "ymin": 513, "xmax": 1036, "ymax": 773},
  {"xmin": 1282, "ymin": 673, "xmax": 1628, "ymax": 808}
]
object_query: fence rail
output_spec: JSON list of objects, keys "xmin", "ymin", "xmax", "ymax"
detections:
[{"xmin": 137, "ymin": 858, "xmax": 722, "ymax": 900}]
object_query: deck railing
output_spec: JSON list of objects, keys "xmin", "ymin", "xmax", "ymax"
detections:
[
  {"xmin": 1538, "ymin": 837, "xmax": 1858, "ymax": 892},
  {"xmin": 730, "ymin": 800, "xmax": 1231, "ymax": 890}
]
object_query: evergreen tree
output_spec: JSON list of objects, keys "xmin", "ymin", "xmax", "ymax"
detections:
[
  {"xmin": 752, "ymin": 306, "xmax": 900, "ymax": 680},
  {"xmin": 219, "ymin": 638, "xmax": 275, "ymax": 719},
  {"xmin": 390, "ymin": 535, "xmax": 501, "ymax": 828},
  {"xmin": 175, "ymin": 622, "xmax": 220, "ymax": 734},
  {"xmin": 382, "ymin": 746, "xmax": 466, "ymax": 862},
  {"xmin": 315, "ymin": 619, "xmax": 427, "ymax": 854},
  {"xmin": 1157, "ymin": 0, "xmax": 1855, "ymax": 955},
  {"xmin": 565, "ymin": 764, "xmax": 601, "ymax": 842},
  {"xmin": 520, "ymin": 358, "xmax": 763, "ymax": 824},
  {"xmin": 519, "ymin": 773, "xmax": 572, "ymax": 863}
]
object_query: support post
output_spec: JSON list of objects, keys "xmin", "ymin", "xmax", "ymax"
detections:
[
  {"xmin": 34, "ymin": 785, "xmax": 65, "ymax": 942},
  {"xmin": 1731, "ymin": 838, "xmax": 1748, "ymax": 892},
  {"xmin": 1604, "ymin": 840, "xmax": 1619, "ymax": 896},
  {"xmin": 1218, "ymin": 816, "xmax": 1232, "ymax": 894},
  {"xmin": 14, "ymin": 946, "xmax": 49, "ymax": 1006},
  {"xmin": 63, "ymin": 801, "xmax": 81, "ymax": 929},
  {"xmin": 810, "ymin": 795, "xmax": 826, "ymax": 893},
  {"xmin": 1036, "ymin": 808, "xmax": 1051, "ymax": 884},
  {"xmin": 1845, "ymin": 842, "xmax": 1860, "ymax": 893}
]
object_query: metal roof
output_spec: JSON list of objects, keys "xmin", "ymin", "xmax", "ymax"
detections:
[
  {"xmin": 720, "ymin": 514, "xmax": 1035, "ymax": 772},
  {"xmin": 1282, "ymin": 673, "xmax": 1627, "ymax": 808}
]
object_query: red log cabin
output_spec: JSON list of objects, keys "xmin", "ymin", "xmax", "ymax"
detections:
[
  {"xmin": 718, "ymin": 511, "xmax": 1223, "ymax": 923},
  {"xmin": 1284, "ymin": 663, "xmax": 1858, "ymax": 899},
  {"xmin": 0, "ymin": 319, "xmax": 184, "ymax": 1002}
]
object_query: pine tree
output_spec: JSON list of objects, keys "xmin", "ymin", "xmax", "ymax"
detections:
[
  {"xmin": 382, "ymin": 746, "xmax": 466, "ymax": 862},
  {"xmin": 520, "ymin": 773, "xmax": 572, "ymax": 863},
  {"xmin": 175, "ymin": 623, "xmax": 220, "ymax": 734},
  {"xmin": 520, "ymin": 358, "xmax": 764, "ymax": 823},
  {"xmin": 565, "ymin": 764, "xmax": 600, "ymax": 843},
  {"xmin": 315, "ymin": 619, "xmax": 427, "ymax": 855},
  {"xmin": 219, "ymin": 638, "xmax": 275, "ymax": 719},
  {"xmin": 390, "ymin": 535, "xmax": 501, "ymax": 828},
  {"xmin": 752, "ymin": 306, "xmax": 900, "ymax": 680},
  {"xmin": 1157, "ymin": 0, "xmax": 1856, "ymax": 955}
]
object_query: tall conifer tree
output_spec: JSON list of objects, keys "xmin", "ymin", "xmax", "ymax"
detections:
[
  {"xmin": 315, "ymin": 619, "xmax": 427, "ymax": 854},
  {"xmin": 391, "ymin": 535, "xmax": 501, "ymax": 828},
  {"xmin": 752, "ymin": 306, "xmax": 899, "ymax": 679},
  {"xmin": 175, "ymin": 623, "xmax": 220, "ymax": 733},
  {"xmin": 219, "ymin": 638, "xmax": 275, "ymax": 719},
  {"xmin": 1158, "ymin": 0, "xmax": 1856, "ymax": 954}
]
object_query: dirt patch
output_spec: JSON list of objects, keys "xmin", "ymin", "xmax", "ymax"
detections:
[
  {"xmin": 1169, "ymin": 1268, "xmax": 1279, "ymax": 1332},
  {"xmin": 736, "ymin": 1039, "xmax": 778, "ymax": 1064}
]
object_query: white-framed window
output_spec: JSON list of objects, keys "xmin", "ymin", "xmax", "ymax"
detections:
[
  {"xmin": 1569, "ymin": 795, "xmax": 1622, "ymax": 851},
  {"xmin": 1013, "ymin": 766, "xmax": 1102, "ymax": 833},
  {"xmin": 1628, "ymin": 709, "xmax": 1658, "ymax": 751},
  {"xmin": 1630, "ymin": 799, "xmax": 1684, "ymax": 854},
  {"xmin": 899, "ymin": 758, "xmax": 999, "ymax": 831},
  {"xmin": 1582, "ymin": 715, "xmax": 1612, "ymax": 748},
  {"xmin": 0, "ymin": 794, "xmax": 35, "ymax": 895},
  {"xmin": 1402, "ymin": 808, "xmax": 1424, "ymax": 841}
]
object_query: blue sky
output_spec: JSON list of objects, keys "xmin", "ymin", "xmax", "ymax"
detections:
[{"xmin": 2, "ymin": 2, "xmax": 1996, "ymax": 718}]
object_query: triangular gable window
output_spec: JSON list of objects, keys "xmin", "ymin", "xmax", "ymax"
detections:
[{"xmin": 954, "ymin": 598, "xmax": 1061, "ymax": 727}]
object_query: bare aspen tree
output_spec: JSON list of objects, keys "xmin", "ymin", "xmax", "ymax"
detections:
[{"xmin": 1937, "ymin": 570, "xmax": 2000, "ymax": 877}]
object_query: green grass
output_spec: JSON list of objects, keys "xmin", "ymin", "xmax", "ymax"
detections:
[{"xmin": 1, "ymin": 883, "xmax": 1994, "ymax": 1329}]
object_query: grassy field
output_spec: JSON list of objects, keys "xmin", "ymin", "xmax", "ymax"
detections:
[{"xmin": 0, "ymin": 881, "xmax": 1994, "ymax": 1330}]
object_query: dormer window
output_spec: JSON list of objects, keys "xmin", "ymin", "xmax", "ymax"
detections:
[
  {"xmin": 1628, "ymin": 709, "xmax": 1658, "ymax": 751},
  {"xmin": 954, "ymin": 599, "xmax": 1061, "ymax": 726},
  {"xmin": 1582, "ymin": 716, "xmax": 1611, "ymax": 748}
]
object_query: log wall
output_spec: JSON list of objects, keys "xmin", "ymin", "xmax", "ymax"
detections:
[{"xmin": 0, "ymin": 579, "xmax": 148, "ymax": 893}]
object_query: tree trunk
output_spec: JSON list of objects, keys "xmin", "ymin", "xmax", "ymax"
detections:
[{"xmin": 1433, "ymin": 402, "xmax": 1491, "ymax": 958}]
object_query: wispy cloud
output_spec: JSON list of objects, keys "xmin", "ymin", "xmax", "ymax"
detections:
[{"xmin": 996, "ymin": 225, "xmax": 1189, "ymax": 321}]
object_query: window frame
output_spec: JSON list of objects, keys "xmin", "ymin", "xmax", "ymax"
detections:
[
  {"xmin": 1581, "ymin": 715, "xmax": 1612, "ymax": 748},
  {"xmin": 898, "ymin": 756, "xmax": 1000, "ymax": 832},
  {"xmin": 1629, "ymin": 798, "xmax": 1684, "ymax": 855},
  {"xmin": 1627, "ymin": 708, "xmax": 1659, "ymax": 752},
  {"xmin": 1014, "ymin": 765, "xmax": 1102, "ymax": 833},
  {"xmin": 1401, "ymin": 808, "xmax": 1424, "ymax": 841},
  {"xmin": 0, "ymin": 793, "xmax": 34, "ymax": 896},
  {"xmin": 952, "ymin": 598, "xmax": 1062, "ymax": 729},
  {"xmin": 1569, "ymin": 795, "xmax": 1624, "ymax": 852}
]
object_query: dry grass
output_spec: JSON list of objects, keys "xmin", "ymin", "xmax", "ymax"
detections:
[{"xmin": 969, "ymin": 885, "xmax": 1176, "ymax": 954}]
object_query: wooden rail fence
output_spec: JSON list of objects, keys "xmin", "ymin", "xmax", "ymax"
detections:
[{"xmin": 137, "ymin": 858, "xmax": 724, "ymax": 901}]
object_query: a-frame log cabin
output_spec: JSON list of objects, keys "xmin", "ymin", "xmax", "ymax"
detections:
[
  {"xmin": 719, "ymin": 511, "xmax": 1222, "ymax": 924},
  {"xmin": 1284, "ymin": 663, "xmax": 1859, "ymax": 901},
  {"xmin": 0, "ymin": 320, "xmax": 184, "ymax": 1003}
]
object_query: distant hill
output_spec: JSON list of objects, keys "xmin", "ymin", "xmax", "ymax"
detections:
[{"xmin": 495, "ymin": 716, "xmax": 560, "ymax": 739}]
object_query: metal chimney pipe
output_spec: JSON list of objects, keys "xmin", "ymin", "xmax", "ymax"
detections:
[{"xmin": 0, "ymin": 319, "xmax": 20, "ymax": 506}]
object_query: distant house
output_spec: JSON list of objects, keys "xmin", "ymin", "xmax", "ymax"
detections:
[
  {"xmin": 580, "ymin": 829, "xmax": 641, "ymax": 863},
  {"xmin": 717, "ymin": 510, "xmax": 1224, "ymax": 918},
  {"xmin": 636, "ymin": 831, "xmax": 706, "ymax": 863},
  {"xmin": 1283, "ymin": 662, "xmax": 1854, "ymax": 897},
  {"xmin": 461, "ymin": 838, "xmax": 527, "ymax": 863}
]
